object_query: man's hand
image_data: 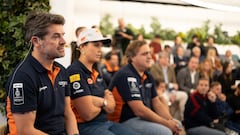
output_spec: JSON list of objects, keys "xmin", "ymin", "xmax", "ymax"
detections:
[
  {"xmin": 167, "ymin": 119, "xmax": 182, "ymax": 134},
  {"xmin": 103, "ymin": 90, "xmax": 116, "ymax": 113},
  {"xmin": 217, "ymin": 93, "xmax": 226, "ymax": 101}
]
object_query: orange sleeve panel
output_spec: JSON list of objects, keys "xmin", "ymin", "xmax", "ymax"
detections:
[
  {"xmin": 6, "ymin": 96, "xmax": 18, "ymax": 135},
  {"xmin": 71, "ymin": 102, "xmax": 85, "ymax": 123},
  {"xmin": 107, "ymin": 87, "xmax": 124, "ymax": 122}
]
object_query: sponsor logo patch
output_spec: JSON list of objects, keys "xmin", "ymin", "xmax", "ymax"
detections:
[
  {"xmin": 39, "ymin": 86, "xmax": 47, "ymax": 92},
  {"xmin": 73, "ymin": 82, "xmax": 81, "ymax": 90},
  {"xmin": 59, "ymin": 81, "xmax": 68, "ymax": 87},
  {"xmin": 127, "ymin": 77, "xmax": 139, "ymax": 93},
  {"xmin": 69, "ymin": 74, "xmax": 80, "ymax": 83},
  {"xmin": 13, "ymin": 83, "xmax": 24, "ymax": 105},
  {"xmin": 73, "ymin": 89, "xmax": 84, "ymax": 94}
]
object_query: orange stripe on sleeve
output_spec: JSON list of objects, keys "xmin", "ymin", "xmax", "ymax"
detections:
[
  {"xmin": 107, "ymin": 87, "xmax": 124, "ymax": 122},
  {"xmin": 6, "ymin": 96, "xmax": 18, "ymax": 135}
]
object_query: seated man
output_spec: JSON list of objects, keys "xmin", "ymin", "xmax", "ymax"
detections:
[
  {"xmin": 184, "ymin": 78, "xmax": 225, "ymax": 135},
  {"xmin": 149, "ymin": 51, "xmax": 188, "ymax": 121},
  {"xmin": 177, "ymin": 56, "xmax": 200, "ymax": 95},
  {"xmin": 108, "ymin": 40, "xmax": 181, "ymax": 135}
]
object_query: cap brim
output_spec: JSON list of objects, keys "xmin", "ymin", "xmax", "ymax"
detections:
[
  {"xmin": 78, "ymin": 38, "xmax": 111, "ymax": 47},
  {"xmin": 90, "ymin": 38, "xmax": 111, "ymax": 47},
  {"xmin": 100, "ymin": 38, "xmax": 111, "ymax": 47}
]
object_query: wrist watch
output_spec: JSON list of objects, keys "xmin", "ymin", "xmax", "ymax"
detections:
[{"xmin": 102, "ymin": 99, "xmax": 108, "ymax": 107}]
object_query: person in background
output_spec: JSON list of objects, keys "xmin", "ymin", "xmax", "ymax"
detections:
[
  {"xmin": 210, "ymin": 82, "xmax": 239, "ymax": 134},
  {"xmin": 135, "ymin": 33, "xmax": 144, "ymax": 41},
  {"xmin": 174, "ymin": 46, "xmax": 189, "ymax": 74},
  {"xmin": 210, "ymin": 82, "xmax": 233, "ymax": 122},
  {"xmin": 149, "ymin": 34, "xmax": 162, "ymax": 60},
  {"xmin": 155, "ymin": 79, "xmax": 170, "ymax": 108},
  {"xmin": 177, "ymin": 57, "xmax": 200, "ymax": 95},
  {"xmin": 206, "ymin": 47, "xmax": 223, "ymax": 78},
  {"xmin": 112, "ymin": 18, "xmax": 134, "ymax": 56},
  {"xmin": 100, "ymin": 52, "xmax": 120, "ymax": 86},
  {"xmin": 204, "ymin": 35, "xmax": 219, "ymax": 57},
  {"xmin": 222, "ymin": 50, "xmax": 240, "ymax": 74},
  {"xmin": 227, "ymin": 83, "xmax": 240, "ymax": 133},
  {"xmin": 70, "ymin": 26, "xmax": 86, "ymax": 64},
  {"xmin": 199, "ymin": 59, "xmax": 215, "ymax": 84},
  {"xmin": 172, "ymin": 35, "xmax": 183, "ymax": 57},
  {"xmin": 191, "ymin": 46, "xmax": 205, "ymax": 63},
  {"xmin": 187, "ymin": 34, "xmax": 205, "ymax": 56},
  {"xmin": 67, "ymin": 28, "xmax": 139, "ymax": 135},
  {"xmin": 149, "ymin": 51, "xmax": 188, "ymax": 121},
  {"xmin": 184, "ymin": 78, "xmax": 225, "ymax": 135},
  {"xmin": 216, "ymin": 61, "xmax": 235, "ymax": 97},
  {"xmin": 163, "ymin": 45, "xmax": 175, "ymax": 67},
  {"xmin": 5, "ymin": 11, "xmax": 79, "ymax": 135},
  {"xmin": 108, "ymin": 40, "xmax": 181, "ymax": 135}
]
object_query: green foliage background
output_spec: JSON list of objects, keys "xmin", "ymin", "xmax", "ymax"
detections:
[
  {"xmin": 100, "ymin": 14, "xmax": 240, "ymax": 46},
  {"xmin": 0, "ymin": 0, "xmax": 51, "ymax": 112}
]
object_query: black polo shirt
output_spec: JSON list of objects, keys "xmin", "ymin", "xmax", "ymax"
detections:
[
  {"xmin": 108, "ymin": 63, "xmax": 157, "ymax": 122},
  {"xmin": 6, "ymin": 54, "xmax": 69, "ymax": 135},
  {"xmin": 67, "ymin": 60, "xmax": 107, "ymax": 123}
]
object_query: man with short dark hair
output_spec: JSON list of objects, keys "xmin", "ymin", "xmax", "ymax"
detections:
[{"xmin": 5, "ymin": 11, "xmax": 79, "ymax": 135}]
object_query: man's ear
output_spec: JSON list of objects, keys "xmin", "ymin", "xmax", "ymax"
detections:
[{"xmin": 31, "ymin": 36, "xmax": 41, "ymax": 45}]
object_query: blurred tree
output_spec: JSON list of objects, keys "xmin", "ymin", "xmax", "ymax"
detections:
[
  {"xmin": 149, "ymin": 16, "xmax": 162, "ymax": 39},
  {"xmin": 0, "ymin": 0, "xmax": 50, "ymax": 105},
  {"xmin": 99, "ymin": 14, "xmax": 114, "ymax": 36},
  {"xmin": 214, "ymin": 23, "xmax": 231, "ymax": 44},
  {"xmin": 185, "ymin": 20, "xmax": 210, "ymax": 43},
  {"xmin": 231, "ymin": 31, "xmax": 240, "ymax": 46},
  {"xmin": 161, "ymin": 28, "xmax": 177, "ymax": 40}
]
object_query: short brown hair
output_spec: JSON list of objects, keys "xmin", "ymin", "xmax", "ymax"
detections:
[
  {"xmin": 125, "ymin": 40, "xmax": 147, "ymax": 63},
  {"xmin": 24, "ymin": 11, "xmax": 65, "ymax": 42},
  {"xmin": 210, "ymin": 81, "xmax": 221, "ymax": 89}
]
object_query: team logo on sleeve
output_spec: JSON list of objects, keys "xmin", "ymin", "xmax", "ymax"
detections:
[
  {"xmin": 69, "ymin": 74, "xmax": 80, "ymax": 83},
  {"xmin": 13, "ymin": 83, "xmax": 24, "ymax": 105},
  {"xmin": 127, "ymin": 77, "xmax": 140, "ymax": 98},
  {"xmin": 73, "ymin": 82, "xmax": 81, "ymax": 90},
  {"xmin": 72, "ymin": 82, "xmax": 84, "ymax": 94}
]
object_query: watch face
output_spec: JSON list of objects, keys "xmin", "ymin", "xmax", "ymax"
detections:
[{"xmin": 103, "ymin": 99, "xmax": 108, "ymax": 107}]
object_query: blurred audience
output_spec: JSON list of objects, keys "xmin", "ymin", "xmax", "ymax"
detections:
[
  {"xmin": 149, "ymin": 34, "xmax": 162, "ymax": 60},
  {"xmin": 187, "ymin": 34, "xmax": 205, "ymax": 56},
  {"xmin": 204, "ymin": 35, "xmax": 219, "ymax": 57},
  {"xmin": 216, "ymin": 61, "xmax": 235, "ymax": 97},
  {"xmin": 149, "ymin": 52, "xmax": 188, "ymax": 121},
  {"xmin": 100, "ymin": 52, "xmax": 120, "ymax": 86},
  {"xmin": 177, "ymin": 57, "xmax": 200, "ymax": 95},
  {"xmin": 184, "ymin": 78, "xmax": 225, "ymax": 135},
  {"xmin": 174, "ymin": 46, "xmax": 189, "ymax": 74},
  {"xmin": 191, "ymin": 46, "xmax": 205, "ymax": 63}
]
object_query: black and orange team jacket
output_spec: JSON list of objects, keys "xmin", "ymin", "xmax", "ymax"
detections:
[
  {"xmin": 6, "ymin": 54, "xmax": 69, "ymax": 135},
  {"xmin": 108, "ymin": 63, "xmax": 158, "ymax": 123},
  {"xmin": 67, "ymin": 60, "xmax": 108, "ymax": 124}
]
